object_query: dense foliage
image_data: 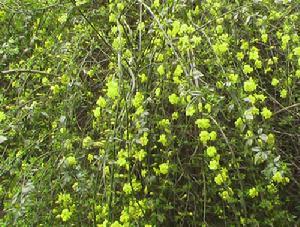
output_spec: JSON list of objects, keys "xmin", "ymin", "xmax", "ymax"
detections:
[{"xmin": 0, "ymin": 0, "xmax": 299, "ymax": 226}]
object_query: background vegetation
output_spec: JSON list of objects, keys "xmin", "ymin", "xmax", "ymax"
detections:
[{"xmin": 0, "ymin": 0, "xmax": 299, "ymax": 226}]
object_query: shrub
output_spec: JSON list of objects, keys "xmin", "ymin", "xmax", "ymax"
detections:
[{"xmin": 0, "ymin": 0, "xmax": 299, "ymax": 226}]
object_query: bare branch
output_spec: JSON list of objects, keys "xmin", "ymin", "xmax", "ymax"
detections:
[{"xmin": 1, "ymin": 69, "xmax": 55, "ymax": 76}]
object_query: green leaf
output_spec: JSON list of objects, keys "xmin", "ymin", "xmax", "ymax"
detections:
[{"xmin": 0, "ymin": 135, "xmax": 7, "ymax": 144}]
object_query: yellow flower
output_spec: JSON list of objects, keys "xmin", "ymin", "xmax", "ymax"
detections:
[
  {"xmin": 96, "ymin": 96, "xmax": 107, "ymax": 108},
  {"xmin": 93, "ymin": 107, "xmax": 101, "ymax": 118},
  {"xmin": 261, "ymin": 107, "xmax": 272, "ymax": 119},
  {"xmin": 83, "ymin": 136, "xmax": 93, "ymax": 148},
  {"xmin": 228, "ymin": 73, "xmax": 238, "ymax": 83},
  {"xmin": 235, "ymin": 117, "xmax": 244, "ymax": 128},
  {"xmin": 220, "ymin": 189, "xmax": 233, "ymax": 201},
  {"xmin": 172, "ymin": 112, "xmax": 179, "ymax": 120},
  {"xmin": 248, "ymin": 187, "xmax": 258, "ymax": 198},
  {"xmin": 267, "ymin": 133, "xmax": 275, "ymax": 145},
  {"xmin": 132, "ymin": 92, "xmax": 144, "ymax": 108},
  {"xmin": 261, "ymin": 33, "xmax": 268, "ymax": 43},
  {"xmin": 140, "ymin": 132, "xmax": 149, "ymax": 146},
  {"xmin": 66, "ymin": 156, "xmax": 77, "ymax": 166},
  {"xmin": 210, "ymin": 131, "xmax": 217, "ymax": 141},
  {"xmin": 153, "ymin": 0, "xmax": 160, "ymax": 8},
  {"xmin": 111, "ymin": 221, "xmax": 122, "ymax": 227},
  {"xmin": 244, "ymin": 77, "xmax": 257, "ymax": 92},
  {"xmin": 251, "ymin": 107, "xmax": 259, "ymax": 115},
  {"xmin": 155, "ymin": 88, "xmax": 161, "ymax": 97},
  {"xmin": 204, "ymin": 103, "xmax": 211, "ymax": 113},
  {"xmin": 123, "ymin": 183, "xmax": 132, "ymax": 194},
  {"xmin": 157, "ymin": 64, "xmax": 165, "ymax": 76},
  {"xmin": 159, "ymin": 163, "xmax": 169, "ymax": 175},
  {"xmin": 199, "ymin": 131, "xmax": 210, "ymax": 144},
  {"xmin": 249, "ymin": 47, "xmax": 259, "ymax": 61},
  {"xmin": 134, "ymin": 149, "xmax": 147, "ymax": 161},
  {"xmin": 236, "ymin": 52, "xmax": 244, "ymax": 61},
  {"xmin": 209, "ymin": 160, "xmax": 219, "ymax": 170},
  {"xmin": 57, "ymin": 193, "xmax": 72, "ymax": 205},
  {"xmin": 241, "ymin": 40, "xmax": 249, "ymax": 50},
  {"xmin": 198, "ymin": 103, "xmax": 203, "ymax": 112},
  {"xmin": 186, "ymin": 105, "xmax": 196, "ymax": 116},
  {"xmin": 174, "ymin": 64, "xmax": 183, "ymax": 77},
  {"xmin": 206, "ymin": 146, "xmax": 217, "ymax": 157},
  {"xmin": 272, "ymin": 171, "xmax": 283, "ymax": 183},
  {"xmin": 243, "ymin": 65, "xmax": 253, "ymax": 74},
  {"xmin": 87, "ymin": 154, "xmax": 94, "ymax": 162},
  {"xmin": 267, "ymin": 183, "xmax": 277, "ymax": 194},
  {"xmin": 213, "ymin": 42, "xmax": 228, "ymax": 55},
  {"xmin": 254, "ymin": 94, "xmax": 266, "ymax": 102},
  {"xmin": 255, "ymin": 60, "xmax": 262, "ymax": 69},
  {"xmin": 51, "ymin": 84, "xmax": 60, "ymax": 95},
  {"xmin": 293, "ymin": 47, "xmax": 300, "ymax": 56},
  {"xmin": 138, "ymin": 73, "xmax": 148, "ymax": 83},
  {"xmin": 61, "ymin": 208, "xmax": 72, "ymax": 222},
  {"xmin": 106, "ymin": 80, "xmax": 119, "ymax": 99},
  {"xmin": 280, "ymin": 89, "xmax": 287, "ymax": 98},
  {"xmin": 159, "ymin": 119, "xmax": 170, "ymax": 128},
  {"xmin": 195, "ymin": 118, "xmax": 211, "ymax": 129},
  {"xmin": 158, "ymin": 134, "xmax": 167, "ymax": 146},
  {"xmin": 247, "ymin": 95, "xmax": 256, "ymax": 104},
  {"xmin": 271, "ymin": 78, "xmax": 279, "ymax": 86},
  {"xmin": 168, "ymin": 93, "xmax": 179, "ymax": 105},
  {"xmin": 214, "ymin": 173, "xmax": 223, "ymax": 185}
]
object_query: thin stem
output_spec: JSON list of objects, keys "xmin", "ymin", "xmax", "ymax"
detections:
[{"xmin": 1, "ymin": 69, "xmax": 54, "ymax": 76}]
